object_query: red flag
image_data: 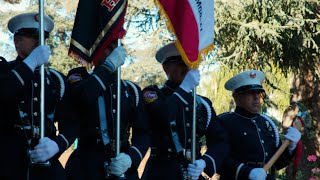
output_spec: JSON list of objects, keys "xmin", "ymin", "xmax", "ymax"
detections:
[
  {"xmin": 69, "ymin": 0, "xmax": 127, "ymax": 67},
  {"xmin": 155, "ymin": 0, "xmax": 215, "ymax": 68}
]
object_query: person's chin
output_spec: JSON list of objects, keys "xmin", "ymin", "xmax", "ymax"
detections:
[{"xmin": 251, "ymin": 106, "xmax": 261, "ymax": 113}]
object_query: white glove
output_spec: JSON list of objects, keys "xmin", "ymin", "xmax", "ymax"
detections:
[
  {"xmin": 24, "ymin": 45, "xmax": 50, "ymax": 72},
  {"xmin": 248, "ymin": 168, "xmax": 267, "ymax": 180},
  {"xmin": 180, "ymin": 69, "xmax": 200, "ymax": 92},
  {"xmin": 103, "ymin": 46, "xmax": 126, "ymax": 72},
  {"xmin": 187, "ymin": 159, "xmax": 206, "ymax": 180},
  {"xmin": 109, "ymin": 153, "xmax": 132, "ymax": 177},
  {"xmin": 284, "ymin": 127, "xmax": 301, "ymax": 152},
  {"xmin": 29, "ymin": 137, "xmax": 59, "ymax": 163}
]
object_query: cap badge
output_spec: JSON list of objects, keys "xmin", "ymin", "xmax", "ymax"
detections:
[{"xmin": 249, "ymin": 72, "xmax": 256, "ymax": 79}]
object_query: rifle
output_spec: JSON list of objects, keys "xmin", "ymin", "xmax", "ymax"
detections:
[{"xmin": 263, "ymin": 102, "xmax": 312, "ymax": 172}]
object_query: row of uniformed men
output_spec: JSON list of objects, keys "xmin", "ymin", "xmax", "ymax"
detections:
[{"xmin": 0, "ymin": 12, "xmax": 301, "ymax": 180}]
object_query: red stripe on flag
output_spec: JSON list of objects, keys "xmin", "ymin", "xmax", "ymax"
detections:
[
  {"xmin": 176, "ymin": 1, "xmax": 200, "ymax": 64},
  {"xmin": 92, "ymin": 14, "xmax": 126, "ymax": 65},
  {"xmin": 158, "ymin": 0, "xmax": 199, "ymax": 66}
]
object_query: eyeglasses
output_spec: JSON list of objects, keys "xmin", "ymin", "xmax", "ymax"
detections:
[{"xmin": 237, "ymin": 90, "xmax": 266, "ymax": 98}]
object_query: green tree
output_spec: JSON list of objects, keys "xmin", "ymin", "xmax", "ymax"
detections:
[{"xmin": 215, "ymin": 0, "xmax": 320, "ymax": 178}]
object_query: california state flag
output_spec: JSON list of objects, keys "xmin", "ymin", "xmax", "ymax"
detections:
[{"xmin": 155, "ymin": 0, "xmax": 214, "ymax": 68}]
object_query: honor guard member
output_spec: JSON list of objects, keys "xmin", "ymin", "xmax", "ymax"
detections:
[
  {"xmin": 142, "ymin": 42, "xmax": 229, "ymax": 180},
  {"xmin": 217, "ymin": 70, "xmax": 301, "ymax": 180},
  {"xmin": 0, "ymin": 12, "xmax": 67, "ymax": 180},
  {"xmin": 41, "ymin": 29, "xmax": 151, "ymax": 180}
]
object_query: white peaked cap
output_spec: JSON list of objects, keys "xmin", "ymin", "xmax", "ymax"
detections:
[
  {"xmin": 225, "ymin": 70, "xmax": 265, "ymax": 93},
  {"xmin": 8, "ymin": 12, "xmax": 54, "ymax": 34}
]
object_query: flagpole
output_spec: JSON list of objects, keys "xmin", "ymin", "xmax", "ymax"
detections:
[
  {"xmin": 36, "ymin": 0, "xmax": 50, "ymax": 166},
  {"xmin": 38, "ymin": 0, "xmax": 45, "ymax": 141},
  {"xmin": 116, "ymin": 39, "xmax": 125, "ymax": 179},
  {"xmin": 116, "ymin": 39, "xmax": 121, "ymax": 156},
  {"xmin": 191, "ymin": 88, "xmax": 196, "ymax": 163}
]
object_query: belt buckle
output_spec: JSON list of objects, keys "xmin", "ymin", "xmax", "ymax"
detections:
[
  {"xmin": 185, "ymin": 149, "xmax": 191, "ymax": 161},
  {"xmin": 32, "ymin": 126, "xmax": 40, "ymax": 138},
  {"xmin": 110, "ymin": 140, "xmax": 115, "ymax": 152},
  {"xmin": 257, "ymin": 162, "xmax": 265, "ymax": 167},
  {"xmin": 247, "ymin": 161, "xmax": 264, "ymax": 167}
]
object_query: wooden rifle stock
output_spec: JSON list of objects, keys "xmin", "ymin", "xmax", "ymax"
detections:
[{"xmin": 263, "ymin": 119, "xmax": 302, "ymax": 172}]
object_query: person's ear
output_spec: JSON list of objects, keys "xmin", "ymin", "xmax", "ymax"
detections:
[
  {"xmin": 14, "ymin": 36, "xmax": 19, "ymax": 46},
  {"xmin": 232, "ymin": 93, "xmax": 240, "ymax": 102},
  {"xmin": 162, "ymin": 64, "xmax": 169, "ymax": 74}
]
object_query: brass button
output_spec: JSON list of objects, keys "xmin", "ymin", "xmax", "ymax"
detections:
[
  {"xmin": 185, "ymin": 107, "xmax": 189, "ymax": 111},
  {"xmin": 188, "ymin": 139, "xmax": 191, "ymax": 143},
  {"xmin": 113, "ymin": 94, "xmax": 116, "ymax": 99},
  {"xmin": 186, "ymin": 123, "xmax": 190, "ymax": 127},
  {"xmin": 33, "ymin": 112, "xmax": 38, "ymax": 116},
  {"xmin": 34, "ymin": 83, "xmax": 38, "ymax": 87},
  {"xmin": 261, "ymin": 140, "xmax": 264, "ymax": 143},
  {"xmin": 112, "ymin": 109, "xmax": 116, "ymax": 113},
  {"xmin": 33, "ymin": 97, "xmax": 38, "ymax": 102}
]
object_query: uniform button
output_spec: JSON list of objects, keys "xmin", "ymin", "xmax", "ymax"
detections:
[
  {"xmin": 261, "ymin": 140, "xmax": 264, "ymax": 143},
  {"xmin": 33, "ymin": 112, "xmax": 38, "ymax": 116},
  {"xmin": 113, "ymin": 94, "xmax": 116, "ymax": 99},
  {"xmin": 188, "ymin": 139, "xmax": 191, "ymax": 143},
  {"xmin": 33, "ymin": 97, "xmax": 38, "ymax": 102},
  {"xmin": 272, "ymin": 134, "xmax": 274, "ymax": 137},
  {"xmin": 265, "ymin": 152, "xmax": 268, "ymax": 156},
  {"xmin": 244, "ymin": 132, "xmax": 247, "ymax": 135},
  {"xmin": 252, "ymin": 120, "xmax": 256, "ymax": 123},
  {"xmin": 34, "ymin": 83, "xmax": 38, "ymax": 87},
  {"xmin": 20, "ymin": 101, "xmax": 25, "ymax": 104},
  {"xmin": 185, "ymin": 107, "xmax": 189, "ymax": 111},
  {"xmin": 112, "ymin": 109, "xmax": 116, "ymax": 113},
  {"xmin": 258, "ymin": 128, "xmax": 261, "ymax": 132},
  {"xmin": 186, "ymin": 123, "xmax": 190, "ymax": 127}
]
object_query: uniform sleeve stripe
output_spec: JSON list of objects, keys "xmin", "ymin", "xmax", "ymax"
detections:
[
  {"xmin": 130, "ymin": 146, "xmax": 143, "ymax": 160},
  {"xmin": 235, "ymin": 163, "xmax": 244, "ymax": 180},
  {"xmin": 58, "ymin": 134, "xmax": 69, "ymax": 149},
  {"xmin": 92, "ymin": 74, "xmax": 106, "ymax": 91},
  {"xmin": 204, "ymin": 154, "xmax": 216, "ymax": 173},
  {"xmin": 173, "ymin": 92, "xmax": 188, "ymax": 105},
  {"xmin": 11, "ymin": 70, "xmax": 24, "ymax": 86}
]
